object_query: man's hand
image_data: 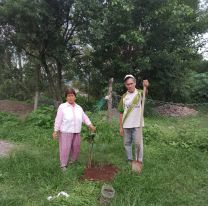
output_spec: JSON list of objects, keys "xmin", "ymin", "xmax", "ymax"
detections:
[
  {"xmin": 143, "ymin": 80, "xmax": 149, "ymax": 88},
  {"xmin": 52, "ymin": 131, "xmax": 58, "ymax": 140},
  {"xmin": 89, "ymin": 124, "xmax": 96, "ymax": 132},
  {"xmin": 120, "ymin": 127, "xmax": 124, "ymax": 137}
]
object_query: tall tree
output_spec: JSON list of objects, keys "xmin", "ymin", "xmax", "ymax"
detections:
[
  {"xmin": 83, "ymin": 0, "xmax": 207, "ymax": 101},
  {"xmin": 0, "ymin": 0, "xmax": 102, "ymax": 104}
]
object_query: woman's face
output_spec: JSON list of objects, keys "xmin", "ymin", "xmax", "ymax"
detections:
[{"xmin": 66, "ymin": 93, "xmax": 76, "ymax": 104}]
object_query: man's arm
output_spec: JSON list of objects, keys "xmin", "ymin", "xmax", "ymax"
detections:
[{"xmin": 143, "ymin": 80, "xmax": 149, "ymax": 93}]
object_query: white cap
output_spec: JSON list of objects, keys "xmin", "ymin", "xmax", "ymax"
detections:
[{"xmin": 124, "ymin": 74, "xmax": 135, "ymax": 81}]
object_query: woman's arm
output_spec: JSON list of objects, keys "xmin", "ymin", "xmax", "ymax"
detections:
[
  {"xmin": 53, "ymin": 106, "xmax": 63, "ymax": 139},
  {"xmin": 82, "ymin": 111, "xmax": 96, "ymax": 132}
]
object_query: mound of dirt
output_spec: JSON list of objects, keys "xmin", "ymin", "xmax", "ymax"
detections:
[
  {"xmin": 155, "ymin": 104, "xmax": 198, "ymax": 117},
  {"xmin": 82, "ymin": 165, "xmax": 118, "ymax": 181},
  {"xmin": 0, "ymin": 100, "xmax": 33, "ymax": 118},
  {"xmin": 0, "ymin": 140, "xmax": 15, "ymax": 157}
]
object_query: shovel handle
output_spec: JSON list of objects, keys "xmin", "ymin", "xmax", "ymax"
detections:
[
  {"xmin": 139, "ymin": 86, "xmax": 146, "ymax": 134},
  {"xmin": 136, "ymin": 86, "xmax": 146, "ymax": 161}
]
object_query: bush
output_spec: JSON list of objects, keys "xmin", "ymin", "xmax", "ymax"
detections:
[
  {"xmin": 143, "ymin": 124, "xmax": 164, "ymax": 144},
  {"xmin": 0, "ymin": 112, "xmax": 20, "ymax": 128},
  {"xmin": 190, "ymin": 72, "xmax": 208, "ymax": 103},
  {"xmin": 0, "ymin": 112, "xmax": 18, "ymax": 123},
  {"xmin": 76, "ymin": 94, "xmax": 97, "ymax": 112},
  {"xmin": 26, "ymin": 106, "xmax": 55, "ymax": 128},
  {"xmin": 82, "ymin": 111, "xmax": 117, "ymax": 144}
]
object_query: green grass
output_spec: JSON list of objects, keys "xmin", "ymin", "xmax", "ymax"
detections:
[{"xmin": 0, "ymin": 108, "xmax": 208, "ymax": 206}]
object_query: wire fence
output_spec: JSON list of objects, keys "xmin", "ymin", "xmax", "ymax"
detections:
[
  {"xmin": 111, "ymin": 94, "xmax": 208, "ymax": 109},
  {"xmin": 94, "ymin": 87, "xmax": 208, "ymax": 121},
  {"xmin": 145, "ymin": 98, "xmax": 208, "ymax": 106}
]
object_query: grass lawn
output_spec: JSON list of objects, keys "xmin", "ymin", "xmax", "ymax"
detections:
[{"xmin": 0, "ymin": 108, "xmax": 208, "ymax": 206}]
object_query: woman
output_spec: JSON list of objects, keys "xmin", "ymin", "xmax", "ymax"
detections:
[{"xmin": 52, "ymin": 88, "xmax": 96, "ymax": 171}]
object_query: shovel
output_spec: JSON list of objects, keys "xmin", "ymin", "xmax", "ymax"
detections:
[{"xmin": 131, "ymin": 86, "xmax": 146, "ymax": 173}]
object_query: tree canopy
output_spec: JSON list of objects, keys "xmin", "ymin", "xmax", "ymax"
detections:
[{"xmin": 0, "ymin": 0, "xmax": 207, "ymax": 103}]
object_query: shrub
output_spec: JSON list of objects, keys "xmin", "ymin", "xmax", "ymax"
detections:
[
  {"xmin": 0, "ymin": 112, "xmax": 18, "ymax": 123},
  {"xmin": 76, "ymin": 94, "xmax": 97, "ymax": 112},
  {"xmin": 0, "ymin": 112, "xmax": 20, "ymax": 128},
  {"xmin": 143, "ymin": 124, "xmax": 163, "ymax": 144},
  {"xmin": 26, "ymin": 106, "xmax": 55, "ymax": 128}
]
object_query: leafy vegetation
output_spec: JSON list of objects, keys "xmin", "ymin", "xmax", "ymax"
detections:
[
  {"xmin": 0, "ymin": 0, "xmax": 207, "ymax": 204},
  {"xmin": 0, "ymin": 107, "xmax": 208, "ymax": 205},
  {"xmin": 26, "ymin": 106, "xmax": 55, "ymax": 128},
  {"xmin": 0, "ymin": 0, "xmax": 207, "ymax": 103},
  {"xmin": 83, "ymin": 132, "xmax": 96, "ymax": 168}
]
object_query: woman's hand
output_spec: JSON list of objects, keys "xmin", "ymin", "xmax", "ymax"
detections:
[
  {"xmin": 89, "ymin": 124, "xmax": 96, "ymax": 132},
  {"xmin": 52, "ymin": 131, "xmax": 58, "ymax": 140}
]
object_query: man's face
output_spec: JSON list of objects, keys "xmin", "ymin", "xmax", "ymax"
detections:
[{"xmin": 125, "ymin": 78, "xmax": 136, "ymax": 93}]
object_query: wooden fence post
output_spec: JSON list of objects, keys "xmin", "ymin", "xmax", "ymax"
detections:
[{"xmin": 108, "ymin": 78, "xmax": 114, "ymax": 122}]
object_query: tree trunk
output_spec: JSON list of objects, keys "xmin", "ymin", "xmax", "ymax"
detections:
[
  {"xmin": 88, "ymin": 74, "xmax": 90, "ymax": 102},
  {"xmin": 40, "ymin": 52, "xmax": 62, "ymax": 107},
  {"xmin": 34, "ymin": 91, "xmax": 39, "ymax": 111},
  {"xmin": 57, "ymin": 60, "xmax": 63, "ymax": 95},
  {"xmin": 34, "ymin": 63, "xmax": 41, "ymax": 111},
  {"xmin": 17, "ymin": 52, "xmax": 23, "ymax": 82},
  {"xmin": 56, "ymin": 60, "xmax": 63, "ymax": 107},
  {"xmin": 107, "ymin": 78, "xmax": 114, "ymax": 122}
]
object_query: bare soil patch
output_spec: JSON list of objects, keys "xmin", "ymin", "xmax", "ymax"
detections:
[
  {"xmin": 155, "ymin": 104, "xmax": 198, "ymax": 117},
  {"xmin": 0, "ymin": 100, "xmax": 33, "ymax": 118},
  {"xmin": 82, "ymin": 164, "xmax": 118, "ymax": 181}
]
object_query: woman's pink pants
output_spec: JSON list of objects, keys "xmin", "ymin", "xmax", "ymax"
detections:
[{"xmin": 59, "ymin": 133, "xmax": 80, "ymax": 167}]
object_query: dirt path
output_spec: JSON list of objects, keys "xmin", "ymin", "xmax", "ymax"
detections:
[
  {"xmin": 0, "ymin": 140, "xmax": 16, "ymax": 157},
  {"xmin": 0, "ymin": 100, "xmax": 33, "ymax": 118}
]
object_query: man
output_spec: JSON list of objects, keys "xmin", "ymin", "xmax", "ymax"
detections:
[{"xmin": 118, "ymin": 75, "xmax": 149, "ymax": 171}]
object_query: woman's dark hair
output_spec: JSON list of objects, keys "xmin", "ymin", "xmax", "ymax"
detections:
[{"xmin": 65, "ymin": 88, "xmax": 76, "ymax": 97}]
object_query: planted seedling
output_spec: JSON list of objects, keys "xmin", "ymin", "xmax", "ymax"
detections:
[{"xmin": 84, "ymin": 131, "xmax": 96, "ymax": 168}]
